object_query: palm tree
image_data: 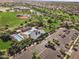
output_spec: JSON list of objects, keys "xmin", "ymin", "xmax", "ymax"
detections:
[
  {"xmin": 47, "ymin": 41, "xmax": 56, "ymax": 50},
  {"xmin": 60, "ymin": 48, "xmax": 66, "ymax": 56},
  {"xmin": 48, "ymin": 41, "xmax": 51, "ymax": 45},
  {"xmin": 36, "ymin": 56, "xmax": 41, "ymax": 59},
  {"xmin": 32, "ymin": 52, "xmax": 37, "ymax": 59},
  {"xmin": 5, "ymin": 24, "xmax": 9, "ymax": 29},
  {"xmin": 65, "ymin": 22, "xmax": 70, "ymax": 29},
  {"xmin": 52, "ymin": 39, "xmax": 60, "ymax": 46},
  {"xmin": 65, "ymin": 43, "xmax": 70, "ymax": 49},
  {"xmin": 20, "ymin": 23, "xmax": 23, "ymax": 26},
  {"xmin": 32, "ymin": 51, "xmax": 41, "ymax": 59}
]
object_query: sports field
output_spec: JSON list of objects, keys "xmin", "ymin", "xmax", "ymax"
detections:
[
  {"xmin": 0, "ymin": 12, "xmax": 24, "ymax": 50},
  {"xmin": 0, "ymin": 12, "xmax": 24, "ymax": 28}
]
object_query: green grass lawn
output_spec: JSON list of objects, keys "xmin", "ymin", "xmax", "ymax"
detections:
[
  {"xmin": 44, "ymin": 21, "xmax": 60, "ymax": 33},
  {"xmin": 0, "ymin": 12, "xmax": 24, "ymax": 28},
  {"xmin": 0, "ymin": 39, "xmax": 12, "ymax": 50},
  {"xmin": 0, "ymin": 12, "xmax": 24, "ymax": 50}
]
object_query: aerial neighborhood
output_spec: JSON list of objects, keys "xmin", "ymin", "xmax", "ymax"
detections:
[{"xmin": 0, "ymin": 0, "xmax": 79, "ymax": 59}]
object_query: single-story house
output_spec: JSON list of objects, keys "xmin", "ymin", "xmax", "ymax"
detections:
[
  {"xmin": 0, "ymin": 7, "xmax": 10, "ymax": 12},
  {"xmin": 13, "ymin": 6, "xmax": 31, "ymax": 12}
]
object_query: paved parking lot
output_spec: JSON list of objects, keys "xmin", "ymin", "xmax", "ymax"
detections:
[
  {"xmin": 70, "ymin": 45, "xmax": 79, "ymax": 59},
  {"xmin": 12, "ymin": 28, "xmax": 79, "ymax": 59}
]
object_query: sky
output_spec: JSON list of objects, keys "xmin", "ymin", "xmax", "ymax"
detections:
[
  {"xmin": 0, "ymin": 0, "xmax": 79, "ymax": 2},
  {"xmin": 36, "ymin": 0, "xmax": 79, "ymax": 2}
]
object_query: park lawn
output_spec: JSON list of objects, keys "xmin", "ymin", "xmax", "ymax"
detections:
[
  {"xmin": 0, "ymin": 12, "xmax": 24, "ymax": 28},
  {"xmin": 44, "ymin": 20, "xmax": 60, "ymax": 33},
  {"xmin": 0, "ymin": 39, "xmax": 12, "ymax": 50}
]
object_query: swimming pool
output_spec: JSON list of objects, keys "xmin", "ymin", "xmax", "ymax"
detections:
[{"xmin": 12, "ymin": 34, "xmax": 23, "ymax": 41}]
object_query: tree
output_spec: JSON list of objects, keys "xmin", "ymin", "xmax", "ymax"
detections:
[
  {"xmin": 46, "ymin": 41, "xmax": 56, "ymax": 50},
  {"xmin": 60, "ymin": 48, "xmax": 66, "ymax": 56},
  {"xmin": 47, "ymin": 19, "xmax": 52, "ymax": 24},
  {"xmin": 65, "ymin": 22, "xmax": 70, "ymax": 29},
  {"xmin": 36, "ymin": 56, "xmax": 41, "ymax": 59},
  {"xmin": 0, "ymin": 33, "xmax": 11, "ymax": 42},
  {"xmin": 20, "ymin": 23, "xmax": 23, "ymax": 26},
  {"xmin": 48, "ymin": 41, "xmax": 51, "ymax": 45},
  {"xmin": 5, "ymin": 24, "xmax": 9, "ymax": 29},
  {"xmin": 32, "ymin": 52, "xmax": 41, "ymax": 59},
  {"xmin": 32, "ymin": 52, "xmax": 37, "ymax": 59},
  {"xmin": 65, "ymin": 43, "xmax": 70, "ymax": 49},
  {"xmin": 53, "ymin": 39, "xmax": 60, "ymax": 46},
  {"xmin": 25, "ymin": 21, "xmax": 27, "ymax": 23}
]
